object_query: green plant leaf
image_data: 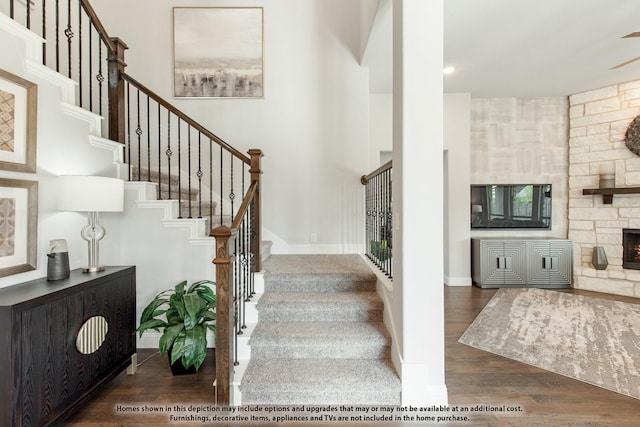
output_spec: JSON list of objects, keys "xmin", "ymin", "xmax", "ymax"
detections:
[
  {"xmin": 175, "ymin": 280, "xmax": 187, "ymax": 298},
  {"xmin": 181, "ymin": 325, "xmax": 207, "ymax": 370},
  {"xmin": 159, "ymin": 323, "xmax": 184, "ymax": 356},
  {"xmin": 136, "ymin": 318, "xmax": 168, "ymax": 337},
  {"xmin": 170, "ymin": 334, "xmax": 186, "ymax": 365},
  {"xmin": 139, "ymin": 297, "xmax": 168, "ymax": 325},
  {"xmin": 183, "ymin": 293, "xmax": 202, "ymax": 329}
]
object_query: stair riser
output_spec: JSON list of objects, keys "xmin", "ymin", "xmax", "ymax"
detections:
[
  {"xmin": 257, "ymin": 309, "xmax": 383, "ymax": 323},
  {"xmin": 250, "ymin": 345, "xmax": 390, "ymax": 359}
]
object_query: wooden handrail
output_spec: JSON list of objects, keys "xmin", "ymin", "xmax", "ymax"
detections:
[
  {"xmin": 361, "ymin": 160, "xmax": 392, "ymax": 185},
  {"xmin": 120, "ymin": 72, "xmax": 251, "ymax": 164},
  {"xmin": 79, "ymin": 0, "xmax": 117, "ymax": 53},
  {"xmin": 231, "ymin": 181, "xmax": 258, "ymax": 230}
]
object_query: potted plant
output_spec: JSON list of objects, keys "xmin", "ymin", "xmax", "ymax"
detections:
[
  {"xmin": 137, "ymin": 280, "xmax": 216, "ymax": 374},
  {"xmin": 370, "ymin": 239, "xmax": 391, "ymax": 261}
]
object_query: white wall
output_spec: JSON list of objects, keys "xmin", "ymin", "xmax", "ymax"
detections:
[
  {"xmin": 369, "ymin": 94, "xmax": 393, "ymax": 168},
  {"xmin": 444, "ymin": 93, "xmax": 472, "ymax": 286},
  {"xmin": 0, "ymin": 15, "xmax": 121, "ymax": 289},
  {"xmin": 91, "ymin": 0, "xmax": 373, "ymax": 254}
]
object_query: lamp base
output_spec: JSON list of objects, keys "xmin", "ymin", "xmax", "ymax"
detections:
[{"xmin": 83, "ymin": 265, "xmax": 105, "ymax": 273}]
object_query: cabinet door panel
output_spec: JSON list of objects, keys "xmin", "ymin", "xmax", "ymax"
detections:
[
  {"xmin": 502, "ymin": 240, "xmax": 527, "ymax": 285},
  {"xmin": 549, "ymin": 241, "xmax": 572, "ymax": 285},
  {"xmin": 527, "ymin": 240, "xmax": 573, "ymax": 285},
  {"xmin": 479, "ymin": 240, "xmax": 507, "ymax": 286}
]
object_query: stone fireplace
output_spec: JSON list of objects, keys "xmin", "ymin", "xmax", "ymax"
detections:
[
  {"xmin": 568, "ymin": 80, "xmax": 640, "ymax": 297},
  {"xmin": 622, "ymin": 229, "xmax": 640, "ymax": 270}
]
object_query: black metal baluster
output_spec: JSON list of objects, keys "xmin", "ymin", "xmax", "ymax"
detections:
[
  {"xmin": 88, "ymin": 21, "xmax": 93, "ymax": 110},
  {"xmin": 230, "ymin": 152, "xmax": 235, "ymax": 219},
  {"xmin": 42, "ymin": 0, "xmax": 47, "ymax": 65},
  {"xmin": 209, "ymin": 139, "xmax": 213, "ymax": 227},
  {"xmin": 156, "ymin": 103, "xmax": 161, "ymax": 199},
  {"xmin": 177, "ymin": 119, "xmax": 181, "ymax": 216},
  {"xmin": 187, "ymin": 126, "xmax": 192, "ymax": 218},
  {"xmin": 55, "ymin": 0, "xmax": 60, "ymax": 72},
  {"xmin": 233, "ymin": 237, "xmax": 240, "ymax": 366},
  {"xmin": 135, "ymin": 90, "xmax": 142, "ymax": 178},
  {"xmin": 97, "ymin": 41, "xmax": 103, "ymax": 115},
  {"xmin": 250, "ymin": 198, "xmax": 256, "ymax": 297},
  {"xmin": 167, "ymin": 112, "xmax": 173, "ymax": 200},
  {"xmin": 365, "ymin": 177, "xmax": 373, "ymax": 259},
  {"xmin": 77, "ymin": 1, "xmax": 82, "ymax": 107},
  {"xmin": 197, "ymin": 133, "xmax": 203, "ymax": 219},
  {"xmin": 125, "ymin": 81, "xmax": 131, "ymax": 180},
  {"xmin": 146, "ymin": 97, "xmax": 151, "ymax": 182},
  {"xmin": 219, "ymin": 146, "xmax": 223, "ymax": 226},
  {"xmin": 239, "ymin": 220, "xmax": 246, "ymax": 333},
  {"xmin": 26, "ymin": 0, "xmax": 31, "ymax": 29},
  {"xmin": 65, "ymin": 0, "xmax": 73, "ymax": 79}
]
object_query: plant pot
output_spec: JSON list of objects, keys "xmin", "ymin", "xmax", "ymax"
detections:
[{"xmin": 168, "ymin": 349, "xmax": 197, "ymax": 376}]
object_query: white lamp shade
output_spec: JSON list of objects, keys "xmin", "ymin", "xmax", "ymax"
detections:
[{"xmin": 58, "ymin": 176, "xmax": 124, "ymax": 212}]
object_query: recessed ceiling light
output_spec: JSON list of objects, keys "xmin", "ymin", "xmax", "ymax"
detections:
[{"xmin": 443, "ymin": 66, "xmax": 455, "ymax": 75}]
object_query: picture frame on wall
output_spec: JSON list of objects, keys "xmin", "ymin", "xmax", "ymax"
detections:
[
  {"xmin": 173, "ymin": 7, "xmax": 264, "ymax": 99},
  {"xmin": 0, "ymin": 178, "xmax": 38, "ymax": 277},
  {"xmin": 0, "ymin": 69, "xmax": 37, "ymax": 173}
]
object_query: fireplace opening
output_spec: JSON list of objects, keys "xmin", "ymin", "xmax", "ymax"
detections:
[{"xmin": 622, "ymin": 228, "xmax": 640, "ymax": 270}]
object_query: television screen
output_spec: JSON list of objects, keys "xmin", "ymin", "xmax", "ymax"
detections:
[{"xmin": 471, "ymin": 184, "xmax": 551, "ymax": 229}]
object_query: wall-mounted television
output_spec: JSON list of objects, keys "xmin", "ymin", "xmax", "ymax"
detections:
[{"xmin": 471, "ymin": 184, "xmax": 551, "ymax": 229}]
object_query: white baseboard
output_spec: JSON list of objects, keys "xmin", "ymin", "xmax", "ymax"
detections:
[{"xmin": 444, "ymin": 275, "xmax": 472, "ymax": 286}]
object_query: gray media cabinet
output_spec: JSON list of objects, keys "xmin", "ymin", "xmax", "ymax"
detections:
[{"xmin": 471, "ymin": 238, "xmax": 573, "ymax": 288}]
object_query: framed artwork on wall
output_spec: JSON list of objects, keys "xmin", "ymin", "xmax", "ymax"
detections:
[
  {"xmin": 0, "ymin": 178, "xmax": 38, "ymax": 277},
  {"xmin": 0, "ymin": 69, "xmax": 37, "ymax": 173},
  {"xmin": 173, "ymin": 7, "xmax": 264, "ymax": 99}
]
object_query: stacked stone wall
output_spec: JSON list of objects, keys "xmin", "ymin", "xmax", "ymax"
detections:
[{"xmin": 569, "ymin": 80, "xmax": 640, "ymax": 297}]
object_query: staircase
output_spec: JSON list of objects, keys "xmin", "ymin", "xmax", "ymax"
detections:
[{"xmin": 239, "ymin": 254, "xmax": 401, "ymax": 405}]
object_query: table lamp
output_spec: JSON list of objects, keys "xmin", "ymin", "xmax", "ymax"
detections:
[{"xmin": 58, "ymin": 175, "xmax": 124, "ymax": 273}]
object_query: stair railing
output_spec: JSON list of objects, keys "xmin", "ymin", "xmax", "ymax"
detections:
[
  {"xmin": 6, "ymin": 0, "xmax": 263, "ymax": 405},
  {"xmin": 212, "ymin": 149, "xmax": 262, "ymax": 405},
  {"xmin": 6, "ymin": 0, "xmax": 114, "ymax": 117},
  {"xmin": 361, "ymin": 161, "xmax": 393, "ymax": 279}
]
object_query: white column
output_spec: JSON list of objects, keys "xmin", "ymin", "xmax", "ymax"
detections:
[{"xmin": 392, "ymin": 0, "xmax": 447, "ymax": 405}]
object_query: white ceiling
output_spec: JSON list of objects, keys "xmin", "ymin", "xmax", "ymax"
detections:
[{"xmin": 364, "ymin": 0, "xmax": 640, "ymax": 97}]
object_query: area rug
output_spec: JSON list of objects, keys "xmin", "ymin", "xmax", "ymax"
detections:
[{"xmin": 459, "ymin": 288, "xmax": 640, "ymax": 400}]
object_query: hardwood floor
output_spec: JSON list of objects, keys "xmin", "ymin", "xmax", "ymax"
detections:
[{"xmin": 65, "ymin": 286, "xmax": 640, "ymax": 426}]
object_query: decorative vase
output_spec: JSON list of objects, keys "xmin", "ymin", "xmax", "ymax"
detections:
[{"xmin": 592, "ymin": 246, "xmax": 608, "ymax": 270}]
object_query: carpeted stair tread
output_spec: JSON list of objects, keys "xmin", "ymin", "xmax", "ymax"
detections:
[
  {"xmin": 257, "ymin": 292, "xmax": 383, "ymax": 322},
  {"xmin": 240, "ymin": 358, "xmax": 401, "ymax": 405},
  {"xmin": 249, "ymin": 321, "xmax": 391, "ymax": 359},
  {"xmin": 241, "ymin": 254, "xmax": 398, "ymax": 405},
  {"xmin": 263, "ymin": 254, "xmax": 376, "ymax": 292}
]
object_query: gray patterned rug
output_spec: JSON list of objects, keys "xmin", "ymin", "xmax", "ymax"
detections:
[{"xmin": 459, "ymin": 288, "xmax": 640, "ymax": 400}]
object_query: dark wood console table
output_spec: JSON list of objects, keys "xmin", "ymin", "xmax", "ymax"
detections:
[{"xmin": 0, "ymin": 266, "xmax": 136, "ymax": 426}]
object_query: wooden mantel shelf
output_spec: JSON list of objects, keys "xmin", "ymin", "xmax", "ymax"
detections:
[{"xmin": 582, "ymin": 187, "xmax": 640, "ymax": 204}]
